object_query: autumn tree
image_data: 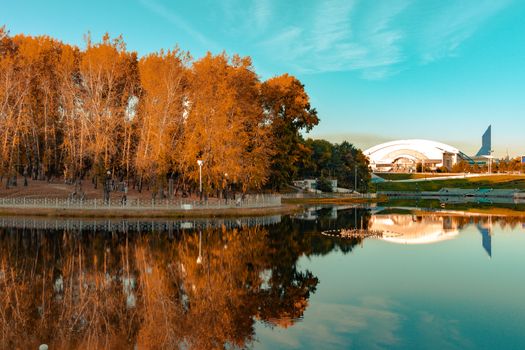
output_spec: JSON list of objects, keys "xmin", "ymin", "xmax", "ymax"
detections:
[
  {"xmin": 261, "ymin": 74, "xmax": 319, "ymax": 190},
  {"xmin": 226, "ymin": 55, "xmax": 272, "ymax": 192},
  {"xmin": 135, "ymin": 48, "xmax": 189, "ymax": 194},
  {"xmin": 0, "ymin": 27, "xmax": 17, "ymax": 181},
  {"xmin": 11, "ymin": 35, "xmax": 66, "ymax": 181},
  {"xmin": 79, "ymin": 33, "xmax": 140, "ymax": 184},
  {"xmin": 58, "ymin": 43, "xmax": 87, "ymax": 183},
  {"xmin": 181, "ymin": 53, "xmax": 272, "ymax": 195},
  {"xmin": 0, "ymin": 30, "xmax": 33, "ymax": 186}
]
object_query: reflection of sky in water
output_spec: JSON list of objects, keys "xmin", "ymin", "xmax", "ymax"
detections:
[
  {"xmin": 256, "ymin": 298, "xmax": 402, "ymax": 350},
  {"xmin": 255, "ymin": 216, "xmax": 525, "ymax": 350},
  {"xmin": 1, "ymin": 209, "xmax": 525, "ymax": 348}
]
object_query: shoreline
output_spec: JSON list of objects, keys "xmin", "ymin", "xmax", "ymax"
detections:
[
  {"xmin": 0, "ymin": 194, "xmax": 384, "ymax": 219},
  {"xmin": 0, "ymin": 203, "xmax": 302, "ymax": 219}
]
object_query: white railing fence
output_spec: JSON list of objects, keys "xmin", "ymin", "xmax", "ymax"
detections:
[
  {"xmin": 0, "ymin": 194, "xmax": 281, "ymax": 210},
  {"xmin": 282, "ymin": 192, "xmax": 377, "ymax": 199}
]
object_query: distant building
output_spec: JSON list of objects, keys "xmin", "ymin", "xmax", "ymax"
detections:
[
  {"xmin": 364, "ymin": 139, "xmax": 463, "ymax": 172},
  {"xmin": 471, "ymin": 125, "xmax": 493, "ymax": 165},
  {"xmin": 365, "ymin": 126, "xmax": 492, "ymax": 172},
  {"xmin": 475, "ymin": 125, "xmax": 492, "ymax": 156}
]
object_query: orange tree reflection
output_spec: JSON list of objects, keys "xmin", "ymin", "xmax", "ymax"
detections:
[{"xmin": 0, "ymin": 224, "xmax": 326, "ymax": 349}]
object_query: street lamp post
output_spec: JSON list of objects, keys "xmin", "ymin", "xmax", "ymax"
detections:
[
  {"xmin": 485, "ymin": 150, "xmax": 494, "ymax": 174},
  {"xmin": 197, "ymin": 159, "xmax": 203, "ymax": 198},
  {"xmin": 489, "ymin": 150, "xmax": 494, "ymax": 174},
  {"xmin": 104, "ymin": 170, "xmax": 111, "ymax": 204},
  {"xmin": 354, "ymin": 166, "xmax": 357, "ymax": 192}
]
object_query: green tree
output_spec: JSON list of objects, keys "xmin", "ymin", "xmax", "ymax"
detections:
[
  {"xmin": 298, "ymin": 139, "xmax": 370, "ymax": 191},
  {"xmin": 316, "ymin": 176, "xmax": 333, "ymax": 192},
  {"xmin": 261, "ymin": 74, "xmax": 319, "ymax": 190}
]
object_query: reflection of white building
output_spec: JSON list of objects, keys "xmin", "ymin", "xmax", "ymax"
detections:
[
  {"xmin": 364, "ymin": 140, "xmax": 463, "ymax": 172},
  {"xmin": 293, "ymin": 179, "xmax": 338, "ymax": 192},
  {"xmin": 294, "ymin": 206, "xmax": 337, "ymax": 220},
  {"xmin": 368, "ymin": 214, "xmax": 460, "ymax": 244}
]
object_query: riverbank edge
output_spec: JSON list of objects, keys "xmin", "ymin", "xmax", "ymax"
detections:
[
  {"xmin": 282, "ymin": 196, "xmax": 387, "ymax": 205},
  {"xmin": 0, "ymin": 203, "xmax": 303, "ymax": 219},
  {"xmin": 0, "ymin": 196, "xmax": 385, "ymax": 219}
]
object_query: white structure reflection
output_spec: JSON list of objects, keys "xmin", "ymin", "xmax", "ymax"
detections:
[{"xmin": 369, "ymin": 214, "xmax": 460, "ymax": 245}]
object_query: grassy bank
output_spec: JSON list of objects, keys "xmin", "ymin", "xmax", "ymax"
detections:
[
  {"xmin": 282, "ymin": 196, "xmax": 386, "ymax": 205},
  {"xmin": 373, "ymin": 175, "xmax": 525, "ymax": 192},
  {"xmin": 375, "ymin": 173, "xmax": 459, "ymax": 181}
]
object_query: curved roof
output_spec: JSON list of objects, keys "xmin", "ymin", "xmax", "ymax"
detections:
[{"xmin": 364, "ymin": 139, "xmax": 460, "ymax": 164}]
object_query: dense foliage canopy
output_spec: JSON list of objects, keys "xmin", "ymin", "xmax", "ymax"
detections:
[
  {"xmin": 299, "ymin": 139, "xmax": 371, "ymax": 191},
  {"xmin": 0, "ymin": 27, "xmax": 326, "ymax": 194},
  {"xmin": 1, "ymin": 27, "xmax": 373, "ymax": 195}
]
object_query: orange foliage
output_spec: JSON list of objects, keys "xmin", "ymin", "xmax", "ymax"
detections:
[{"xmin": 0, "ymin": 28, "xmax": 317, "ymax": 192}]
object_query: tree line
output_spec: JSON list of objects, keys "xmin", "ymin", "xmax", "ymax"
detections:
[
  {"xmin": 298, "ymin": 138, "xmax": 371, "ymax": 192},
  {"xmin": 0, "ymin": 27, "xmax": 323, "ymax": 195},
  {"xmin": 451, "ymin": 158, "xmax": 525, "ymax": 174}
]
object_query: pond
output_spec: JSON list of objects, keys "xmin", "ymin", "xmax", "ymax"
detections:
[{"xmin": 1, "ymin": 205, "xmax": 524, "ymax": 349}]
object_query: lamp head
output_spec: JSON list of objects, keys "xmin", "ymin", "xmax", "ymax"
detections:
[{"xmin": 197, "ymin": 160, "xmax": 203, "ymax": 166}]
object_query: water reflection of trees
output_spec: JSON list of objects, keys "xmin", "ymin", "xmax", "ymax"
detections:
[
  {"xmin": 280, "ymin": 208, "xmax": 370, "ymax": 256},
  {"xmin": 0, "ymin": 225, "xmax": 320, "ymax": 349}
]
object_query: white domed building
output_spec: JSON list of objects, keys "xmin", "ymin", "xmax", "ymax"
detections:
[{"xmin": 364, "ymin": 139, "xmax": 465, "ymax": 172}]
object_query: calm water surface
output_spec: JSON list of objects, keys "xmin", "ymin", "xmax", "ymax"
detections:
[{"xmin": 1, "ymin": 205, "xmax": 524, "ymax": 349}]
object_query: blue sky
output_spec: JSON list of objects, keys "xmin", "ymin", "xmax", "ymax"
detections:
[{"xmin": 2, "ymin": 0, "xmax": 524, "ymax": 156}]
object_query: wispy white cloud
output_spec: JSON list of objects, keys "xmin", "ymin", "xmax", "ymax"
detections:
[
  {"xmin": 312, "ymin": 0, "xmax": 355, "ymax": 52},
  {"xmin": 259, "ymin": 26, "xmax": 303, "ymax": 52},
  {"xmin": 418, "ymin": 0, "xmax": 513, "ymax": 63},
  {"xmin": 253, "ymin": 0, "xmax": 272, "ymax": 31},
  {"xmin": 257, "ymin": 0, "xmax": 408, "ymax": 78},
  {"xmin": 137, "ymin": 0, "xmax": 514, "ymax": 79},
  {"xmin": 254, "ymin": 0, "xmax": 512, "ymax": 79},
  {"xmin": 137, "ymin": 0, "xmax": 219, "ymax": 51}
]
